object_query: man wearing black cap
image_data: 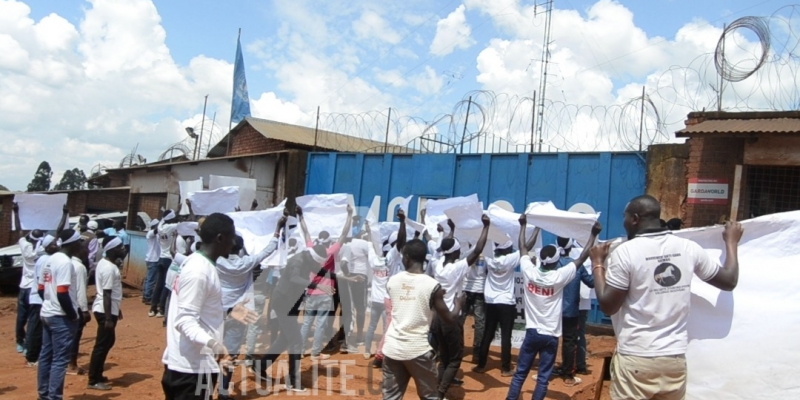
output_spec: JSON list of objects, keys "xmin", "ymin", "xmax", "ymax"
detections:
[{"xmin": 431, "ymin": 214, "xmax": 490, "ymax": 400}]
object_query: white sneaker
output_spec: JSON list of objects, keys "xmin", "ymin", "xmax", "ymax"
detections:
[
  {"xmin": 148, "ymin": 311, "xmax": 156, "ymax": 317},
  {"xmin": 156, "ymin": 312, "xmax": 165, "ymax": 318},
  {"xmin": 285, "ymin": 384, "xmax": 307, "ymax": 393},
  {"xmin": 310, "ymin": 354, "xmax": 331, "ymax": 361},
  {"xmin": 363, "ymin": 352, "xmax": 371, "ymax": 360}
]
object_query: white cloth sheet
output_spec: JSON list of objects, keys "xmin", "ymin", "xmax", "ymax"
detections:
[
  {"xmin": 209, "ymin": 175, "xmax": 257, "ymax": 212},
  {"xmin": 187, "ymin": 187, "xmax": 240, "ymax": 215},
  {"xmin": 13, "ymin": 193, "xmax": 67, "ymax": 230},
  {"xmin": 525, "ymin": 201, "xmax": 600, "ymax": 245},
  {"xmin": 179, "ymin": 178, "xmax": 203, "ymax": 215}
]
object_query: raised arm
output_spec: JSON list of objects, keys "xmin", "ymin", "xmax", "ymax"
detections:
[
  {"xmin": 337, "ymin": 204, "xmax": 354, "ymax": 247},
  {"xmin": 251, "ymin": 199, "xmax": 259, "ymax": 211},
  {"xmin": 526, "ymin": 226, "xmax": 541, "ymax": 252},
  {"xmin": 56, "ymin": 204, "xmax": 69, "ymax": 236},
  {"xmin": 12, "ymin": 202, "xmax": 23, "ymax": 240},
  {"xmin": 465, "ymin": 215, "xmax": 491, "ymax": 266},
  {"xmin": 396, "ymin": 208, "xmax": 407, "ymax": 252},
  {"xmin": 446, "ymin": 219, "xmax": 455, "ymax": 239},
  {"xmin": 573, "ymin": 222, "xmax": 602, "ymax": 269},
  {"xmin": 519, "ymin": 215, "xmax": 542, "ymax": 257},
  {"xmin": 186, "ymin": 199, "xmax": 196, "ymax": 221},
  {"xmin": 706, "ymin": 221, "xmax": 743, "ymax": 291},
  {"xmin": 295, "ymin": 206, "xmax": 313, "ymax": 244}
]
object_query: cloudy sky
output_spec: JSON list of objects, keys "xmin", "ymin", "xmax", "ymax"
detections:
[{"xmin": 0, "ymin": 0, "xmax": 796, "ymax": 191}]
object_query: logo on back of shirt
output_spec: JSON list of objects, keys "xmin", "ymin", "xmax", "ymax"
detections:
[
  {"xmin": 653, "ymin": 263, "xmax": 681, "ymax": 287},
  {"xmin": 527, "ymin": 283, "xmax": 554, "ymax": 297}
]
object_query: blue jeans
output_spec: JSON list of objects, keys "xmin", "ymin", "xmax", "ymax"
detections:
[
  {"xmin": 220, "ymin": 318, "xmax": 247, "ymax": 396},
  {"xmin": 143, "ymin": 261, "xmax": 160, "ymax": 302},
  {"xmin": 39, "ymin": 316, "xmax": 78, "ymax": 400},
  {"xmin": 16, "ymin": 287, "xmax": 31, "ymax": 346},
  {"xmin": 300, "ymin": 295, "xmax": 333, "ymax": 356},
  {"xmin": 505, "ymin": 329, "xmax": 558, "ymax": 400},
  {"xmin": 245, "ymin": 293, "xmax": 267, "ymax": 360},
  {"xmin": 364, "ymin": 301, "xmax": 386, "ymax": 355},
  {"xmin": 150, "ymin": 258, "xmax": 171, "ymax": 313}
]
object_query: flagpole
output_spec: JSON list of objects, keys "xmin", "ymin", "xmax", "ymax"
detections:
[{"xmin": 226, "ymin": 28, "xmax": 241, "ymax": 157}]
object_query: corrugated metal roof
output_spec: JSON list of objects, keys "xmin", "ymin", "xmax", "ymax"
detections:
[
  {"xmin": 208, "ymin": 117, "xmax": 408, "ymax": 157},
  {"xmin": 676, "ymin": 112, "xmax": 800, "ymax": 137}
]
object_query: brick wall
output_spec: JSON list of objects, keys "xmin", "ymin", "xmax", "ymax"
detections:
[
  {"xmin": 229, "ymin": 125, "xmax": 289, "ymax": 156},
  {"xmin": 646, "ymin": 143, "xmax": 689, "ymax": 221},
  {"xmin": 0, "ymin": 196, "xmax": 13, "ymax": 247},
  {"xmin": 129, "ymin": 193, "xmax": 166, "ymax": 231},
  {"xmin": 682, "ymin": 137, "xmax": 744, "ymax": 227},
  {"xmin": 65, "ymin": 190, "xmax": 130, "ymax": 216}
]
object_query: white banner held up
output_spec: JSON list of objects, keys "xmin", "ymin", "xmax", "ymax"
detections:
[
  {"xmin": 210, "ymin": 175, "xmax": 257, "ymax": 211},
  {"xmin": 227, "ymin": 199, "xmax": 287, "ymax": 256},
  {"xmin": 424, "ymin": 194, "xmax": 479, "ymax": 234},
  {"xmin": 188, "ymin": 186, "xmax": 240, "ymax": 215},
  {"xmin": 13, "ymin": 193, "xmax": 68, "ymax": 230},
  {"xmin": 179, "ymin": 178, "xmax": 203, "ymax": 215},
  {"xmin": 525, "ymin": 201, "xmax": 600, "ymax": 245},
  {"xmin": 675, "ymin": 212, "xmax": 800, "ymax": 399},
  {"xmin": 296, "ymin": 193, "xmax": 348, "ymax": 210}
]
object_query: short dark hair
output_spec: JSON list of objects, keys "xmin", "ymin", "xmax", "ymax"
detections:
[
  {"xmin": 59, "ymin": 229, "xmax": 77, "ymax": 242},
  {"xmin": 627, "ymin": 195, "xmax": 661, "ymax": 220},
  {"xmin": 231, "ymin": 235, "xmax": 244, "ymax": 254},
  {"xmin": 198, "ymin": 213, "xmax": 235, "ymax": 243},
  {"xmin": 102, "ymin": 236, "xmax": 118, "ymax": 247},
  {"xmin": 439, "ymin": 238, "xmax": 456, "ymax": 252},
  {"xmin": 556, "ymin": 237, "xmax": 572, "ymax": 248},
  {"xmin": 402, "ymin": 239, "xmax": 427, "ymax": 264}
]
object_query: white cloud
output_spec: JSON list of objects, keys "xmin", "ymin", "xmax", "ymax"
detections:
[
  {"xmin": 409, "ymin": 66, "xmax": 444, "ymax": 95},
  {"xmin": 429, "ymin": 5, "xmax": 475, "ymax": 56},
  {"xmin": 374, "ymin": 69, "xmax": 407, "ymax": 88},
  {"xmin": 353, "ymin": 10, "xmax": 402, "ymax": 44}
]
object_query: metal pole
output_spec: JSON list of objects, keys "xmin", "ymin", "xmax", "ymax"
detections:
[
  {"xmin": 226, "ymin": 29, "xmax": 241, "ymax": 157},
  {"xmin": 206, "ymin": 112, "xmax": 216, "ymax": 157},
  {"xmin": 460, "ymin": 96, "xmax": 472, "ymax": 154},
  {"xmin": 638, "ymin": 86, "xmax": 646, "ymax": 152},
  {"xmin": 530, "ymin": 90, "xmax": 536, "ymax": 153},
  {"xmin": 383, "ymin": 108, "xmax": 392, "ymax": 153},
  {"xmin": 719, "ymin": 23, "xmax": 726, "ymax": 111},
  {"xmin": 313, "ymin": 106, "xmax": 320, "ymax": 152},
  {"xmin": 197, "ymin": 95, "xmax": 208, "ymax": 160}
]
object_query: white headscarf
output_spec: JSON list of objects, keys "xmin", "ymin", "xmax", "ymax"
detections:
[{"xmin": 57, "ymin": 231, "xmax": 81, "ymax": 247}]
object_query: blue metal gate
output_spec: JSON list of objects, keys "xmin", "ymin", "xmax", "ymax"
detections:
[{"xmin": 305, "ymin": 152, "xmax": 646, "ymax": 324}]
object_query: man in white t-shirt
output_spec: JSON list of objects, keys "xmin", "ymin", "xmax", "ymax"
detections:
[
  {"xmin": 87, "ymin": 236, "xmax": 126, "ymax": 391},
  {"xmin": 362, "ymin": 221, "xmax": 389, "ymax": 360},
  {"xmin": 505, "ymin": 217, "xmax": 601, "ymax": 400},
  {"xmin": 143, "ymin": 219, "xmax": 161, "ymax": 305},
  {"xmin": 372, "ymin": 210, "xmax": 408, "ymax": 369},
  {"xmin": 382, "ymin": 239, "xmax": 464, "ymax": 400},
  {"xmin": 431, "ymin": 214, "xmax": 490, "ymax": 400},
  {"xmin": 162, "ymin": 213, "xmax": 258, "ymax": 400},
  {"xmin": 152, "ymin": 209, "xmax": 179, "ymax": 317},
  {"xmin": 337, "ymin": 232, "xmax": 372, "ymax": 352},
  {"xmin": 25, "ymin": 235, "xmax": 59, "ymax": 367},
  {"xmin": 37, "ymin": 229, "xmax": 82, "ymax": 400},
  {"xmin": 12, "ymin": 202, "xmax": 67, "ymax": 355},
  {"xmin": 589, "ymin": 195, "xmax": 743, "ymax": 400}
]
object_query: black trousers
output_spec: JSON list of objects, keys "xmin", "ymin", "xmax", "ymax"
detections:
[
  {"xmin": 89, "ymin": 313, "xmax": 118, "ymax": 384},
  {"xmin": 162, "ymin": 366, "xmax": 218, "ymax": 400},
  {"xmin": 476, "ymin": 303, "xmax": 516, "ymax": 372},
  {"xmin": 151, "ymin": 258, "xmax": 170, "ymax": 314},
  {"xmin": 70, "ymin": 314, "xmax": 86, "ymax": 362},
  {"xmin": 561, "ymin": 316, "xmax": 580, "ymax": 378},
  {"xmin": 431, "ymin": 315, "xmax": 464, "ymax": 395},
  {"xmin": 258, "ymin": 301, "xmax": 302, "ymax": 388},
  {"xmin": 25, "ymin": 304, "xmax": 43, "ymax": 363}
]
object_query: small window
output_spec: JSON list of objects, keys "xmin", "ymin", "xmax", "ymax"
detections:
[{"xmin": 744, "ymin": 166, "xmax": 800, "ymax": 218}]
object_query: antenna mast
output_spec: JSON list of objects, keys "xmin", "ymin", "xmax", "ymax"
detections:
[{"xmin": 535, "ymin": 0, "xmax": 554, "ymax": 152}]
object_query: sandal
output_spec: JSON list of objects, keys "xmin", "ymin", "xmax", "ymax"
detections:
[
  {"xmin": 66, "ymin": 368, "xmax": 86, "ymax": 376},
  {"xmin": 563, "ymin": 376, "xmax": 582, "ymax": 387}
]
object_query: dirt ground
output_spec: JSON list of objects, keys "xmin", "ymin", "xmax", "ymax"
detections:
[{"xmin": 0, "ymin": 288, "xmax": 615, "ymax": 400}]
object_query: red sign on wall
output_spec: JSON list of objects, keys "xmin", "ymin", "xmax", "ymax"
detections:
[{"xmin": 688, "ymin": 178, "xmax": 729, "ymax": 205}]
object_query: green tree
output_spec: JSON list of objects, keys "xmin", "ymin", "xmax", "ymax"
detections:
[
  {"xmin": 54, "ymin": 168, "xmax": 87, "ymax": 191},
  {"xmin": 27, "ymin": 161, "xmax": 53, "ymax": 192},
  {"xmin": 0, "ymin": 184, "xmax": 8, "ymax": 191}
]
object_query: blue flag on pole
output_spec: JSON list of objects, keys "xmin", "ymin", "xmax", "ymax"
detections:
[{"xmin": 230, "ymin": 31, "xmax": 251, "ymax": 127}]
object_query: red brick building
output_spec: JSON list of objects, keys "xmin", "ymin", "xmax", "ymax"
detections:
[{"xmin": 675, "ymin": 111, "xmax": 800, "ymax": 227}]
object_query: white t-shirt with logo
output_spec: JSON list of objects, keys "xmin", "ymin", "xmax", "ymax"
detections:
[
  {"xmin": 433, "ymin": 258, "xmax": 470, "ymax": 311},
  {"xmin": 39, "ymin": 252, "xmax": 78, "ymax": 318},
  {"xmin": 484, "ymin": 251, "xmax": 520, "ymax": 305},
  {"xmin": 18, "ymin": 238, "xmax": 37, "ymax": 289},
  {"xmin": 605, "ymin": 231, "xmax": 720, "ymax": 357},
  {"xmin": 520, "ymin": 255, "xmax": 576, "ymax": 337},
  {"xmin": 370, "ymin": 256, "xmax": 390, "ymax": 303},
  {"xmin": 158, "ymin": 222, "xmax": 179, "ymax": 260},
  {"xmin": 93, "ymin": 259, "xmax": 123, "ymax": 316},
  {"xmin": 382, "ymin": 271, "xmax": 440, "ymax": 361},
  {"xmin": 162, "ymin": 253, "xmax": 224, "ymax": 374}
]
